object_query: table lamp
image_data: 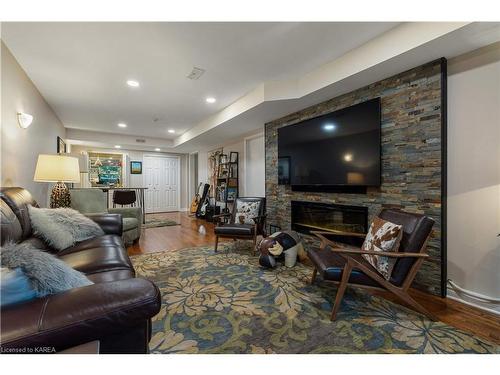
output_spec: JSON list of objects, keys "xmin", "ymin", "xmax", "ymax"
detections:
[{"xmin": 34, "ymin": 154, "xmax": 80, "ymax": 208}]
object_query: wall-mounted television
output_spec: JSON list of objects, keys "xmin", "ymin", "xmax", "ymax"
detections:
[{"xmin": 278, "ymin": 98, "xmax": 381, "ymax": 190}]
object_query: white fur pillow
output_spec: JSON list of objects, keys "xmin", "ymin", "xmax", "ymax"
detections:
[{"xmin": 28, "ymin": 206, "xmax": 104, "ymax": 251}]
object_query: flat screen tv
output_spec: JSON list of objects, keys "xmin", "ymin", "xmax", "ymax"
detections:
[{"xmin": 278, "ymin": 98, "xmax": 381, "ymax": 189}]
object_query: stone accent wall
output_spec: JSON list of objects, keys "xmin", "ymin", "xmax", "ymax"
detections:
[{"xmin": 265, "ymin": 60, "xmax": 445, "ymax": 296}]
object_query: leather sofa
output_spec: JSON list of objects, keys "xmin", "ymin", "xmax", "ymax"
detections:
[{"xmin": 0, "ymin": 187, "xmax": 161, "ymax": 353}]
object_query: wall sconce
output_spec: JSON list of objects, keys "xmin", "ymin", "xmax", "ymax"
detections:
[{"xmin": 17, "ymin": 112, "xmax": 34, "ymax": 129}]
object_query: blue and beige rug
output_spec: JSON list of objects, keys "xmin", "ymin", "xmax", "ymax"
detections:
[{"xmin": 131, "ymin": 244, "xmax": 498, "ymax": 354}]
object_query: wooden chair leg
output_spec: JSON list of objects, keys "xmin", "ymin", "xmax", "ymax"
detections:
[
  {"xmin": 331, "ymin": 262, "xmax": 352, "ymax": 321},
  {"xmin": 214, "ymin": 236, "xmax": 219, "ymax": 252},
  {"xmin": 311, "ymin": 268, "xmax": 318, "ymax": 284}
]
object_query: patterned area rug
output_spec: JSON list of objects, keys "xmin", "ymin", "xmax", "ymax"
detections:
[
  {"xmin": 131, "ymin": 244, "xmax": 498, "ymax": 354},
  {"xmin": 143, "ymin": 217, "xmax": 180, "ymax": 228}
]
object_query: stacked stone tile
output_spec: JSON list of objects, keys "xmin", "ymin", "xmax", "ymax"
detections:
[{"xmin": 265, "ymin": 60, "xmax": 445, "ymax": 295}]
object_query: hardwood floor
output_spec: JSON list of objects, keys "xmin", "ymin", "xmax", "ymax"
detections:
[
  {"xmin": 128, "ymin": 212, "xmax": 500, "ymax": 345},
  {"xmin": 127, "ymin": 211, "xmax": 225, "ymax": 255}
]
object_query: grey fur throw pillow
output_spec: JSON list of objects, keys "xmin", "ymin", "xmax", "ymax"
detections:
[
  {"xmin": 28, "ymin": 205, "xmax": 104, "ymax": 251},
  {"xmin": 0, "ymin": 242, "xmax": 93, "ymax": 297}
]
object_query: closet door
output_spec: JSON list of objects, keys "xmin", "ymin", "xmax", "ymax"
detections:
[{"xmin": 144, "ymin": 155, "xmax": 180, "ymax": 213}]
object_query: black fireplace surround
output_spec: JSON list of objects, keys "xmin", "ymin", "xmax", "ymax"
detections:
[{"xmin": 291, "ymin": 201, "xmax": 368, "ymax": 240}]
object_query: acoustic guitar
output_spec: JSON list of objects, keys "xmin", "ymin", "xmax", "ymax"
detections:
[{"xmin": 189, "ymin": 183, "xmax": 203, "ymax": 214}]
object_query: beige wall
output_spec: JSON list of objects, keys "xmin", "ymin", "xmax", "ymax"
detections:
[
  {"xmin": 71, "ymin": 145, "xmax": 190, "ymax": 210},
  {"xmin": 447, "ymin": 42, "xmax": 500, "ymax": 310},
  {"xmin": 1, "ymin": 42, "xmax": 66, "ymax": 206}
]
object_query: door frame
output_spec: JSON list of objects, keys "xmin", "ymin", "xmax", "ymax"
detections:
[
  {"xmin": 243, "ymin": 131, "xmax": 265, "ymax": 197},
  {"xmin": 143, "ymin": 153, "xmax": 181, "ymax": 212}
]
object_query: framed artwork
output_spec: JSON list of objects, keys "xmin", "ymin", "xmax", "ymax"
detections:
[
  {"xmin": 130, "ymin": 161, "xmax": 143, "ymax": 174},
  {"xmin": 57, "ymin": 136, "xmax": 67, "ymax": 154}
]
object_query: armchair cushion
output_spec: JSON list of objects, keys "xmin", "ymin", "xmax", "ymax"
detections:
[
  {"xmin": 214, "ymin": 223, "xmax": 255, "ymax": 236},
  {"xmin": 235, "ymin": 200, "xmax": 261, "ymax": 224},
  {"xmin": 361, "ymin": 216, "xmax": 402, "ymax": 280},
  {"xmin": 308, "ymin": 247, "xmax": 379, "ymax": 287},
  {"xmin": 122, "ymin": 217, "xmax": 139, "ymax": 232}
]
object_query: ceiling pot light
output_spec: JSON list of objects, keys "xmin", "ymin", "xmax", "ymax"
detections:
[
  {"xmin": 17, "ymin": 112, "xmax": 34, "ymax": 129},
  {"xmin": 206, "ymin": 97, "xmax": 216, "ymax": 104},
  {"xmin": 343, "ymin": 153, "xmax": 353, "ymax": 162},
  {"xmin": 155, "ymin": 148, "xmax": 161, "ymax": 152},
  {"xmin": 117, "ymin": 123, "xmax": 127, "ymax": 128},
  {"xmin": 126, "ymin": 80, "xmax": 140, "ymax": 87},
  {"xmin": 323, "ymin": 123, "xmax": 336, "ymax": 131},
  {"xmin": 168, "ymin": 129, "xmax": 175, "ymax": 134},
  {"xmin": 114, "ymin": 145, "xmax": 121, "ymax": 149}
]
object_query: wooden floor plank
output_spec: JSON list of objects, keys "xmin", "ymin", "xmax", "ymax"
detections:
[{"xmin": 128, "ymin": 211, "xmax": 500, "ymax": 345}]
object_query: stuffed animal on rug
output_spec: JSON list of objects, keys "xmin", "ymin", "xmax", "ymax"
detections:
[{"xmin": 258, "ymin": 231, "xmax": 304, "ymax": 268}]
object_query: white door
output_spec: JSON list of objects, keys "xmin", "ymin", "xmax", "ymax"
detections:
[
  {"xmin": 245, "ymin": 134, "xmax": 265, "ymax": 196},
  {"xmin": 143, "ymin": 155, "xmax": 180, "ymax": 213}
]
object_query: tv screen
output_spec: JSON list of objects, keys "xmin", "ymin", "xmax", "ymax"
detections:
[{"xmin": 278, "ymin": 98, "xmax": 381, "ymax": 188}]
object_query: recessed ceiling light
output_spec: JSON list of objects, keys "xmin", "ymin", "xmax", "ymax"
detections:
[
  {"xmin": 117, "ymin": 123, "xmax": 127, "ymax": 128},
  {"xmin": 206, "ymin": 97, "xmax": 216, "ymax": 104},
  {"xmin": 344, "ymin": 153, "xmax": 353, "ymax": 162},
  {"xmin": 114, "ymin": 145, "xmax": 121, "ymax": 149},
  {"xmin": 126, "ymin": 80, "xmax": 140, "ymax": 87},
  {"xmin": 155, "ymin": 148, "xmax": 161, "ymax": 152},
  {"xmin": 323, "ymin": 123, "xmax": 336, "ymax": 131},
  {"xmin": 168, "ymin": 129, "xmax": 175, "ymax": 134}
]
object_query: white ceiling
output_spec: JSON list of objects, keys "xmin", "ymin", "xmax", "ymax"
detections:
[{"xmin": 1, "ymin": 22, "xmax": 398, "ymax": 140}]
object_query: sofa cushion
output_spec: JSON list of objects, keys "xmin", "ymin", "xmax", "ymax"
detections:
[
  {"xmin": 28, "ymin": 206, "xmax": 104, "ymax": 251},
  {"xmin": 58, "ymin": 245, "xmax": 133, "ymax": 274},
  {"xmin": 1, "ymin": 187, "xmax": 39, "ymax": 240},
  {"xmin": 1, "ymin": 200, "xmax": 22, "ymax": 246},
  {"xmin": 1, "ymin": 242, "xmax": 93, "ymax": 297},
  {"xmin": 86, "ymin": 269, "xmax": 135, "ymax": 284},
  {"xmin": 123, "ymin": 217, "xmax": 139, "ymax": 232},
  {"xmin": 59, "ymin": 234, "xmax": 124, "ymax": 255}
]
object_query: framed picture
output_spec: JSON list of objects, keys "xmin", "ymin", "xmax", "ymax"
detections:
[
  {"xmin": 57, "ymin": 136, "xmax": 66, "ymax": 154},
  {"xmin": 130, "ymin": 161, "xmax": 142, "ymax": 174}
]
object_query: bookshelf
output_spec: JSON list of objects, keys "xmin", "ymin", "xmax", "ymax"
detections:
[{"xmin": 215, "ymin": 151, "xmax": 239, "ymax": 213}]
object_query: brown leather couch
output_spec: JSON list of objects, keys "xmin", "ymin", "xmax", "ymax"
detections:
[{"xmin": 0, "ymin": 187, "xmax": 161, "ymax": 353}]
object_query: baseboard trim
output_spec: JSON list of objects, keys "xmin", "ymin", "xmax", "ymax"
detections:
[
  {"xmin": 179, "ymin": 207, "xmax": 188, "ymax": 212},
  {"xmin": 447, "ymin": 287, "xmax": 500, "ymax": 316}
]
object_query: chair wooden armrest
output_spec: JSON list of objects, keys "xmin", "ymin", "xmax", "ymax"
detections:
[
  {"xmin": 212, "ymin": 213, "xmax": 232, "ymax": 219},
  {"xmin": 311, "ymin": 230, "xmax": 366, "ymax": 239},
  {"xmin": 328, "ymin": 247, "xmax": 429, "ymax": 258}
]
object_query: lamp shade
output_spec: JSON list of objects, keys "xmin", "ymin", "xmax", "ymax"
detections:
[{"xmin": 34, "ymin": 154, "xmax": 80, "ymax": 183}]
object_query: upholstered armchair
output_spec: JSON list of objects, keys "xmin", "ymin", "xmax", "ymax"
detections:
[
  {"xmin": 70, "ymin": 189, "xmax": 142, "ymax": 245},
  {"xmin": 308, "ymin": 209, "xmax": 435, "ymax": 321},
  {"xmin": 213, "ymin": 197, "xmax": 266, "ymax": 254}
]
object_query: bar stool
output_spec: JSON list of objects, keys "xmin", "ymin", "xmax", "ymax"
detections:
[{"xmin": 113, "ymin": 190, "xmax": 137, "ymax": 208}]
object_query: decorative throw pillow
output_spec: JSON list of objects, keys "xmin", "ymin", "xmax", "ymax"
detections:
[
  {"xmin": 28, "ymin": 205, "xmax": 104, "ymax": 251},
  {"xmin": 361, "ymin": 216, "xmax": 403, "ymax": 280},
  {"xmin": 235, "ymin": 201, "xmax": 261, "ymax": 224},
  {"xmin": 0, "ymin": 241, "xmax": 93, "ymax": 297},
  {"xmin": 0, "ymin": 267, "xmax": 38, "ymax": 307}
]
